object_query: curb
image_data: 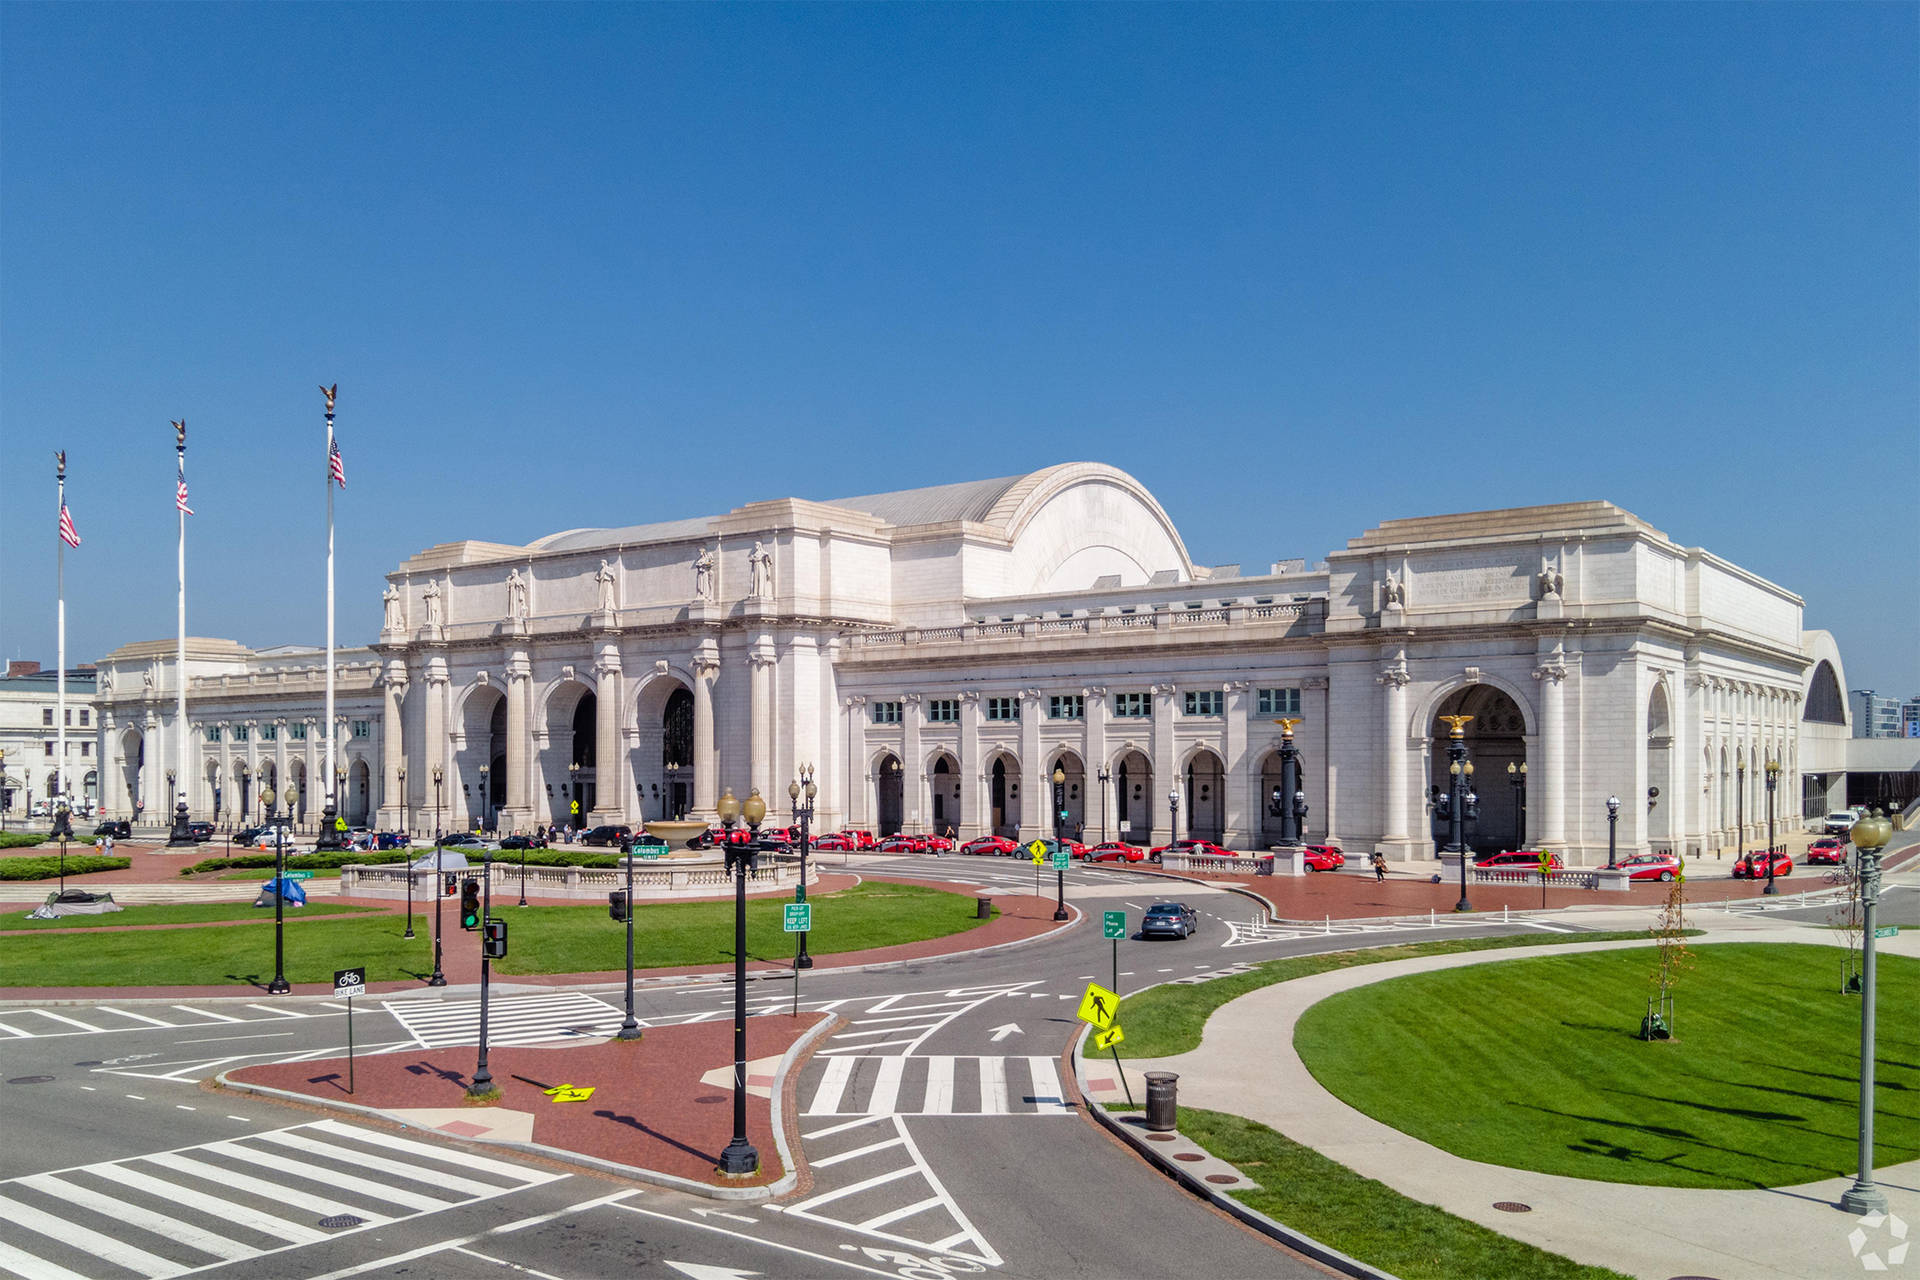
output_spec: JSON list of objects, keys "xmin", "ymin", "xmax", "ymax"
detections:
[
  {"xmin": 213, "ymin": 1011, "xmax": 842, "ymax": 1202},
  {"xmin": 1069, "ymin": 1023, "xmax": 1399, "ymax": 1280}
]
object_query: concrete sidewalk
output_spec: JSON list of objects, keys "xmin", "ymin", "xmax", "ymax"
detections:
[{"xmin": 1086, "ymin": 914, "xmax": 1919, "ymax": 1280}]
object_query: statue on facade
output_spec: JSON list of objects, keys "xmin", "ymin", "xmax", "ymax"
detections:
[
  {"xmin": 693, "ymin": 546, "xmax": 716, "ymax": 602},
  {"xmin": 596, "ymin": 559, "xmax": 618, "ymax": 613},
  {"xmin": 1383, "ymin": 569, "xmax": 1406, "ymax": 609},
  {"xmin": 1538, "ymin": 561, "xmax": 1563, "ymax": 599},
  {"xmin": 382, "ymin": 583, "xmax": 403, "ymax": 631},
  {"xmin": 423, "ymin": 579, "xmax": 442, "ymax": 627},
  {"xmin": 141, "ymin": 667, "xmax": 153, "ymax": 692},
  {"xmin": 505, "ymin": 568, "xmax": 529, "ymax": 620},
  {"xmin": 750, "ymin": 541, "xmax": 773, "ymax": 599}
]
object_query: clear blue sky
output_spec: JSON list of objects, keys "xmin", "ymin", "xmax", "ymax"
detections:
[{"xmin": 3, "ymin": 4, "xmax": 1914, "ymax": 692}]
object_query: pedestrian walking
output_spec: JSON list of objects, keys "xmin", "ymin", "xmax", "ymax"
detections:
[
  {"xmin": 101, "ymin": 833, "xmax": 114, "ymax": 857},
  {"xmin": 1371, "ymin": 850, "xmax": 1387, "ymax": 881}
]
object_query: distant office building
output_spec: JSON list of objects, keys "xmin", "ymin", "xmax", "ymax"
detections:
[
  {"xmin": 1903, "ymin": 697, "xmax": 1920, "ymax": 739},
  {"xmin": 1850, "ymin": 690, "xmax": 1901, "ymax": 739}
]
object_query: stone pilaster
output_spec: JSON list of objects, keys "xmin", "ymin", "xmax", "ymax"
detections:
[
  {"xmin": 592, "ymin": 645, "xmax": 624, "ymax": 824},
  {"xmin": 958, "ymin": 690, "xmax": 983, "ymax": 839},
  {"xmin": 1534, "ymin": 653, "xmax": 1569, "ymax": 851},
  {"xmin": 1376, "ymin": 656, "xmax": 1412, "ymax": 855},
  {"xmin": 691, "ymin": 651, "xmax": 719, "ymax": 820}
]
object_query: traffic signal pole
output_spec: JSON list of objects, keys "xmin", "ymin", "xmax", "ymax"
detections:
[{"xmin": 468, "ymin": 855, "xmax": 494, "ymax": 1097}]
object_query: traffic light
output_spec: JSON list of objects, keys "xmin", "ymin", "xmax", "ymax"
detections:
[
  {"xmin": 443, "ymin": 872, "xmax": 458, "ymax": 896},
  {"xmin": 609, "ymin": 889, "xmax": 630, "ymax": 922},
  {"xmin": 482, "ymin": 918, "xmax": 507, "ymax": 959},
  {"xmin": 459, "ymin": 878, "xmax": 481, "ymax": 930}
]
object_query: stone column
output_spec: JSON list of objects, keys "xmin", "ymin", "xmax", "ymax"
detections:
[
  {"xmin": 378, "ymin": 663, "xmax": 406, "ymax": 828},
  {"xmin": 592, "ymin": 645, "xmax": 624, "ymax": 823},
  {"xmin": 301, "ymin": 719, "xmax": 319, "ymax": 824},
  {"xmin": 748, "ymin": 638, "xmax": 774, "ymax": 802},
  {"xmin": 1534, "ymin": 654, "xmax": 1568, "ymax": 850},
  {"xmin": 1224, "ymin": 682, "xmax": 1251, "ymax": 847},
  {"xmin": 1151, "ymin": 683, "xmax": 1179, "ymax": 843},
  {"xmin": 503, "ymin": 653, "xmax": 532, "ymax": 832},
  {"xmin": 958, "ymin": 691, "xmax": 983, "ymax": 839},
  {"xmin": 1376, "ymin": 656, "xmax": 1411, "ymax": 852},
  {"xmin": 843, "ymin": 695, "xmax": 866, "ymax": 828},
  {"xmin": 691, "ymin": 652, "xmax": 719, "ymax": 820},
  {"xmin": 902, "ymin": 694, "xmax": 924, "ymax": 831},
  {"xmin": 1018, "ymin": 688, "xmax": 1046, "ymax": 843},
  {"xmin": 1082, "ymin": 686, "xmax": 1109, "ymax": 843},
  {"xmin": 423, "ymin": 658, "xmax": 449, "ymax": 834},
  {"xmin": 274, "ymin": 721, "xmax": 290, "ymax": 819},
  {"xmin": 1306, "ymin": 676, "xmax": 1334, "ymax": 844}
]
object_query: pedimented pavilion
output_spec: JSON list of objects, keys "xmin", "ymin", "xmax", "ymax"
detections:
[{"xmin": 92, "ymin": 462, "xmax": 1851, "ymax": 864}]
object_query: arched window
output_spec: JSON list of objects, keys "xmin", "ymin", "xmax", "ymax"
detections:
[{"xmin": 1804, "ymin": 661, "xmax": 1845, "ymax": 724}]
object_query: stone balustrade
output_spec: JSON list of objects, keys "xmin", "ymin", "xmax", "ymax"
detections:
[{"xmin": 339, "ymin": 854, "xmax": 809, "ymax": 901}]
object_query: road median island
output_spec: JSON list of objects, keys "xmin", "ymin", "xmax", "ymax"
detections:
[{"xmin": 220, "ymin": 1011, "xmax": 834, "ymax": 1199}]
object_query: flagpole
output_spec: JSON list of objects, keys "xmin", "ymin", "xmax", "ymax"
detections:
[
  {"xmin": 169, "ymin": 422, "xmax": 192, "ymax": 845},
  {"xmin": 324, "ymin": 385, "xmax": 337, "ymax": 828},
  {"xmin": 55, "ymin": 453, "xmax": 68, "ymax": 820}
]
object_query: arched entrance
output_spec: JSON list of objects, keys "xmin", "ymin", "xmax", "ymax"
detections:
[
  {"xmin": 542, "ymin": 679, "xmax": 597, "ymax": 827},
  {"xmin": 348, "ymin": 759, "xmax": 372, "ymax": 824},
  {"xmin": 1048, "ymin": 751, "xmax": 1086, "ymax": 841},
  {"xmin": 205, "ymin": 761, "xmax": 222, "ymax": 824},
  {"xmin": 1113, "ymin": 749, "xmax": 1153, "ymax": 845},
  {"xmin": 460, "ymin": 687, "xmax": 507, "ymax": 829},
  {"xmin": 1184, "ymin": 749, "xmax": 1225, "ymax": 844},
  {"xmin": 929, "ymin": 754, "xmax": 960, "ymax": 837},
  {"xmin": 1428, "ymin": 685, "xmax": 1528, "ymax": 854},
  {"xmin": 1648, "ymin": 684, "xmax": 1673, "ymax": 852},
  {"xmin": 289, "ymin": 759, "xmax": 308, "ymax": 824},
  {"xmin": 876, "ymin": 754, "xmax": 904, "ymax": 835},
  {"xmin": 634, "ymin": 676, "xmax": 694, "ymax": 823},
  {"xmin": 988, "ymin": 753, "xmax": 1021, "ymax": 838}
]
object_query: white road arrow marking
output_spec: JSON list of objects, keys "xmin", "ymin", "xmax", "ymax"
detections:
[
  {"xmin": 689, "ymin": 1206, "xmax": 760, "ymax": 1225},
  {"xmin": 664, "ymin": 1263, "xmax": 762, "ymax": 1280},
  {"xmin": 988, "ymin": 1023, "xmax": 1023, "ymax": 1043}
]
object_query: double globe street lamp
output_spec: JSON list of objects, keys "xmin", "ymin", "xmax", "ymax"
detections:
[
  {"xmin": 789, "ymin": 764, "xmax": 817, "ymax": 970},
  {"xmin": 1763, "ymin": 759, "xmax": 1780, "ymax": 896},
  {"xmin": 1051, "ymin": 765, "xmax": 1070, "ymax": 922},
  {"xmin": 261, "ymin": 786, "xmax": 292, "ymax": 995},
  {"xmin": 715, "ymin": 786, "xmax": 765, "ymax": 1177},
  {"xmin": 1840, "ymin": 810, "xmax": 1895, "ymax": 1216}
]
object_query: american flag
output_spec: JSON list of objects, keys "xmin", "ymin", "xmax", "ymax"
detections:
[
  {"xmin": 58, "ymin": 503, "xmax": 81, "ymax": 548},
  {"xmin": 176, "ymin": 477, "xmax": 194, "ymax": 515},
  {"xmin": 328, "ymin": 437, "xmax": 346, "ymax": 489}
]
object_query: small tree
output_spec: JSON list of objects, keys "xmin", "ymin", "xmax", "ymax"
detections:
[
  {"xmin": 1828, "ymin": 852, "xmax": 1864, "ymax": 993},
  {"xmin": 1643, "ymin": 857, "xmax": 1693, "ymax": 1040}
]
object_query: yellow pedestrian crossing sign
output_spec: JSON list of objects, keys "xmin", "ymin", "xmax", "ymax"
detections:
[
  {"xmin": 544, "ymin": 1083, "xmax": 595, "ymax": 1103},
  {"xmin": 1092, "ymin": 1024, "xmax": 1124, "ymax": 1051},
  {"xmin": 1077, "ymin": 982, "xmax": 1120, "ymax": 1030},
  {"xmin": 1030, "ymin": 839, "xmax": 1047, "ymax": 865}
]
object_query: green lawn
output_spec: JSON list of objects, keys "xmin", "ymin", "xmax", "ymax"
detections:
[
  {"xmin": 1294, "ymin": 942, "xmax": 1920, "ymax": 1189},
  {"xmin": 0, "ymin": 882, "xmax": 988, "ymax": 987},
  {"xmin": 1172, "ymin": 1107, "xmax": 1633, "ymax": 1280},
  {"xmin": 3, "ymin": 902, "xmax": 369, "ymax": 930},
  {"xmin": 1115, "ymin": 931, "xmax": 1676, "ymax": 1060}
]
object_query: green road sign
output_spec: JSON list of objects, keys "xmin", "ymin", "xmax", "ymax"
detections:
[
  {"xmin": 283, "ymin": 870, "xmax": 315, "ymax": 881},
  {"xmin": 1876, "ymin": 925, "xmax": 1899, "ymax": 938},
  {"xmin": 1103, "ymin": 910, "xmax": 1126, "ymax": 940},
  {"xmin": 784, "ymin": 902, "xmax": 813, "ymax": 933},
  {"xmin": 1052, "ymin": 850, "xmax": 1070, "ymax": 870}
]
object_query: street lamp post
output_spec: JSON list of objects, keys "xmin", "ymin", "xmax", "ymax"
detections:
[
  {"xmin": 1839, "ymin": 810, "xmax": 1893, "ymax": 1216},
  {"xmin": 1167, "ymin": 785, "xmax": 1179, "ymax": 850},
  {"xmin": 398, "ymin": 764, "xmax": 414, "ymax": 939},
  {"xmin": 717, "ymin": 787, "xmax": 763, "ymax": 1177},
  {"xmin": 1272, "ymin": 718, "xmax": 1305, "ymax": 846},
  {"xmin": 1052, "ymin": 765, "xmax": 1070, "ymax": 922},
  {"xmin": 1439, "ymin": 715, "xmax": 1475, "ymax": 913},
  {"xmin": 789, "ymin": 764, "xmax": 816, "ymax": 970},
  {"xmin": 1763, "ymin": 760, "xmax": 1780, "ymax": 895},
  {"xmin": 1508, "ymin": 762, "xmax": 1528, "ymax": 849},
  {"xmin": 468, "ymin": 850, "xmax": 495, "ymax": 1098},
  {"xmin": 238, "ymin": 762, "xmax": 251, "ymax": 825},
  {"xmin": 1606, "ymin": 795, "xmax": 1620, "ymax": 869},
  {"xmin": 166, "ymin": 765, "xmax": 194, "ymax": 846},
  {"xmin": 665, "ymin": 761, "xmax": 680, "ymax": 819},
  {"xmin": 263, "ymin": 786, "xmax": 291, "ymax": 995},
  {"xmin": 428, "ymin": 765, "xmax": 447, "ymax": 987},
  {"xmin": 479, "ymin": 762, "xmax": 491, "ymax": 836},
  {"xmin": 1095, "ymin": 765, "xmax": 1111, "ymax": 844},
  {"xmin": 616, "ymin": 833, "xmax": 642, "ymax": 1040}
]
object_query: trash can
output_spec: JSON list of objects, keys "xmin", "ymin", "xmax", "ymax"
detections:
[
  {"xmin": 1144, "ymin": 1071, "xmax": 1179, "ymax": 1132},
  {"xmin": 975, "ymin": 894, "xmax": 993, "ymax": 920}
]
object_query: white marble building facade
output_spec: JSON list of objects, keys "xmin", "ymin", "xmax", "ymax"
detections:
[{"xmin": 92, "ymin": 463, "xmax": 1851, "ymax": 862}]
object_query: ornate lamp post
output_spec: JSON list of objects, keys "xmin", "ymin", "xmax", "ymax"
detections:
[
  {"xmin": 262, "ymin": 786, "xmax": 291, "ymax": 994},
  {"xmin": 428, "ymin": 765, "xmax": 447, "ymax": 987},
  {"xmin": 1605, "ymin": 795, "xmax": 1620, "ymax": 869},
  {"xmin": 789, "ymin": 764, "xmax": 817, "ymax": 969},
  {"xmin": 1840, "ymin": 810, "xmax": 1894, "ymax": 1215},
  {"xmin": 166, "ymin": 765, "xmax": 194, "ymax": 846},
  {"xmin": 665, "ymin": 760, "xmax": 680, "ymax": 819},
  {"xmin": 1271, "ymin": 718, "xmax": 1305, "ymax": 846},
  {"xmin": 398, "ymin": 764, "xmax": 415, "ymax": 939},
  {"xmin": 1438, "ymin": 715, "xmax": 1475, "ymax": 913},
  {"xmin": 568, "ymin": 761, "xmax": 581, "ymax": 833},
  {"xmin": 237, "ymin": 761, "xmax": 252, "ymax": 825},
  {"xmin": 1763, "ymin": 759, "xmax": 1780, "ymax": 895},
  {"xmin": 716, "ymin": 786, "xmax": 763, "ymax": 1177},
  {"xmin": 478, "ymin": 762, "xmax": 491, "ymax": 835},
  {"xmin": 1167, "ymin": 784, "xmax": 1179, "ymax": 849},
  {"xmin": 1051, "ymin": 765, "xmax": 1070, "ymax": 921},
  {"xmin": 335, "ymin": 765, "xmax": 347, "ymax": 824},
  {"xmin": 1508, "ymin": 762, "xmax": 1527, "ymax": 849},
  {"xmin": 1095, "ymin": 764, "xmax": 1111, "ymax": 844},
  {"xmin": 397, "ymin": 762, "xmax": 408, "ymax": 841},
  {"xmin": 616, "ymin": 832, "xmax": 642, "ymax": 1040}
]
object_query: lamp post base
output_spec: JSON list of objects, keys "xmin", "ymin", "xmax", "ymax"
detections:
[
  {"xmin": 267, "ymin": 976, "xmax": 291, "ymax": 995},
  {"xmin": 616, "ymin": 1021, "xmax": 643, "ymax": 1042},
  {"xmin": 716, "ymin": 1139, "xmax": 760, "ymax": 1177},
  {"xmin": 427, "ymin": 971, "xmax": 447, "ymax": 988},
  {"xmin": 1052, "ymin": 907, "xmax": 1070, "ymax": 921},
  {"xmin": 1763, "ymin": 879, "xmax": 1778, "ymax": 895},
  {"xmin": 795, "ymin": 951, "xmax": 813, "ymax": 970},
  {"xmin": 1840, "ymin": 1181, "xmax": 1889, "ymax": 1216}
]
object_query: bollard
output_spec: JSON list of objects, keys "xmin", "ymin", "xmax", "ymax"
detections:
[
  {"xmin": 1144, "ymin": 1071, "xmax": 1180, "ymax": 1132},
  {"xmin": 976, "ymin": 894, "xmax": 993, "ymax": 920}
]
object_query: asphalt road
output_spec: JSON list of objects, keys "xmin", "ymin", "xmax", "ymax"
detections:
[{"xmin": 0, "ymin": 852, "xmax": 1631, "ymax": 1280}]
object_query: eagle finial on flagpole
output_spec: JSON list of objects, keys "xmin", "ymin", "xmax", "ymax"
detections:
[
  {"xmin": 320, "ymin": 383, "xmax": 337, "ymax": 414},
  {"xmin": 172, "ymin": 419, "xmax": 186, "ymax": 449}
]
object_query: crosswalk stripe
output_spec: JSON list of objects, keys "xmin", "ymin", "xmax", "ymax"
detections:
[
  {"xmin": 20, "ymin": 1171, "xmax": 252, "ymax": 1262},
  {"xmin": 923, "ymin": 1056, "xmax": 954, "ymax": 1113},
  {"xmin": 976, "ymin": 1057, "xmax": 1007, "ymax": 1115},
  {"xmin": 253, "ymin": 1130, "xmax": 508, "ymax": 1198},
  {"xmin": 306, "ymin": 1119, "xmax": 553, "ymax": 1185},
  {"xmin": 0, "ymin": 1235, "xmax": 91, "ymax": 1280},
  {"xmin": 24, "ymin": 1010, "xmax": 104, "ymax": 1032},
  {"xmin": 0, "ymin": 1191, "xmax": 183, "ymax": 1278},
  {"xmin": 804, "ymin": 1115, "xmax": 884, "ymax": 1142},
  {"xmin": 867, "ymin": 1059, "xmax": 906, "ymax": 1115},
  {"xmin": 811, "ymin": 1136, "xmax": 906, "ymax": 1169},
  {"xmin": 1026, "ymin": 1056, "xmax": 1071, "ymax": 1114},
  {"xmin": 86, "ymin": 1162, "xmax": 329, "ymax": 1244},
  {"xmin": 200, "ymin": 1140, "xmax": 450, "ymax": 1212},
  {"xmin": 860, "ymin": 1194, "xmax": 946, "ymax": 1231},
  {"xmin": 243, "ymin": 1004, "xmax": 309, "ymax": 1019},
  {"xmin": 787, "ymin": 1162, "xmax": 918, "ymax": 1210},
  {"xmin": 0, "ymin": 1020, "xmax": 29, "ymax": 1038},
  {"xmin": 95, "ymin": 1007, "xmax": 177, "ymax": 1028},
  {"xmin": 175, "ymin": 1005, "xmax": 242, "ymax": 1022},
  {"xmin": 143, "ymin": 1151, "xmax": 391, "ymax": 1222},
  {"xmin": 808, "ymin": 1055, "xmax": 857, "ymax": 1115}
]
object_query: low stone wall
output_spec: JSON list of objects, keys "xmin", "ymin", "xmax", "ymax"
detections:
[{"xmin": 340, "ymin": 855, "xmax": 808, "ymax": 901}]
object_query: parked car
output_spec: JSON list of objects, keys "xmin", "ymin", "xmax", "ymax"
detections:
[
  {"xmin": 1088, "ymin": 841, "xmax": 1146, "ymax": 863},
  {"xmin": 920, "ymin": 834, "xmax": 956, "ymax": 853},
  {"xmin": 498, "ymin": 833, "xmax": 546, "ymax": 851},
  {"xmin": 1140, "ymin": 902, "xmax": 1199, "ymax": 939},
  {"xmin": 811, "ymin": 832, "xmax": 856, "ymax": 851},
  {"xmin": 234, "ymin": 824, "xmax": 273, "ymax": 845},
  {"xmin": 839, "ymin": 829, "xmax": 877, "ymax": 850},
  {"xmin": 1805, "ymin": 837, "xmax": 1848, "ymax": 866},
  {"xmin": 440, "ymin": 832, "xmax": 487, "ymax": 849},
  {"xmin": 581, "ymin": 824, "xmax": 633, "ymax": 847},
  {"xmin": 1619, "ymin": 851, "xmax": 1682, "ymax": 882},
  {"xmin": 961, "ymin": 835, "xmax": 1017, "ymax": 856},
  {"xmin": 1474, "ymin": 850, "xmax": 1565, "ymax": 871},
  {"xmin": 1824, "ymin": 811, "xmax": 1859, "ymax": 836},
  {"xmin": 875, "ymin": 834, "xmax": 928, "ymax": 854},
  {"xmin": 1733, "ymin": 849, "xmax": 1793, "ymax": 879},
  {"xmin": 186, "ymin": 820, "xmax": 215, "ymax": 842},
  {"xmin": 1302, "ymin": 844, "xmax": 1346, "ymax": 871},
  {"xmin": 92, "ymin": 819, "xmax": 133, "ymax": 840},
  {"xmin": 1150, "ymin": 838, "xmax": 1235, "ymax": 861}
]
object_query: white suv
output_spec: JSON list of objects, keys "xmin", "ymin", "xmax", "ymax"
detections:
[{"xmin": 1824, "ymin": 810, "xmax": 1858, "ymax": 836}]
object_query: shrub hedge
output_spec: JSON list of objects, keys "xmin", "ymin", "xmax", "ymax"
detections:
[{"xmin": 0, "ymin": 855, "xmax": 132, "ymax": 880}]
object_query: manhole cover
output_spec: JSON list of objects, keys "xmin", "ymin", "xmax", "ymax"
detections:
[
  {"xmin": 318, "ymin": 1215, "xmax": 365, "ymax": 1230},
  {"xmin": 7, "ymin": 1076, "xmax": 55, "ymax": 1085},
  {"xmin": 1204, "ymin": 1174, "xmax": 1240, "ymax": 1185},
  {"xmin": 1492, "ymin": 1201, "xmax": 1532, "ymax": 1213},
  {"xmin": 1173, "ymin": 1152, "xmax": 1204, "ymax": 1163}
]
